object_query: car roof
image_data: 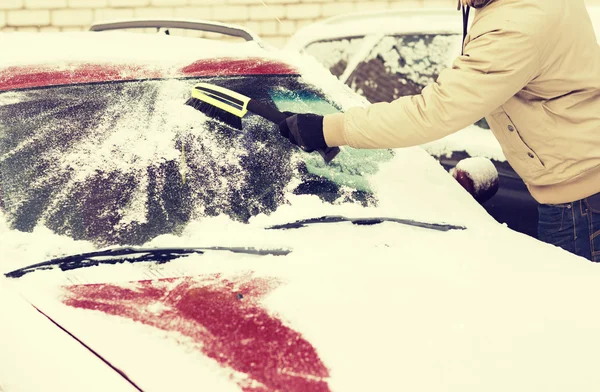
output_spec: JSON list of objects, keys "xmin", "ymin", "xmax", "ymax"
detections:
[
  {"xmin": 286, "ymin": 8, "xmax": 462, "ymax": 50},
  {"xmin": 0, "ymin": 31, "xmax": 299, "ymax": 91}
]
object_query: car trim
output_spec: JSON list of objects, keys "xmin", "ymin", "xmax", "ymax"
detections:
[{"xmin": 30, "ymin": 301, "xmax": 144, "ymax": 391}]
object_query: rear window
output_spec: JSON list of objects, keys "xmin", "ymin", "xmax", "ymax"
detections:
[
  {"xmin": 304, "ymin": 37, "xmax": 366, "ymax": 77},
  {"xmin": 0, "ymin": 75, "xmax": 393, "ymax": 246}
]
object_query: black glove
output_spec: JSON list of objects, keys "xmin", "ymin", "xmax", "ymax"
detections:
[{"xmin": 278, "ymin": 113, "xmax": 328, "ymax": 152}]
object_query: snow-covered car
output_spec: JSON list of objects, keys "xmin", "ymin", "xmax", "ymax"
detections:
[
  {"xmin": 285, "ymin": 8, "xmax": 547, "ymax": 238},
  {"xmin": 3, "ymin": 26, "xmax": 600, "ymax": 392}
]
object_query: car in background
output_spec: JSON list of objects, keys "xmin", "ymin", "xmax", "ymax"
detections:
[
  {"xmin": 3, "ymin": 21, "xmax": 600, "ymax": 392},
  {"xmin": 285, "ymin": 8, "xmax": 550, "ymax": 238}
]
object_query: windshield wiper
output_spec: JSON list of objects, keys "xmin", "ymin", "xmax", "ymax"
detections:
[
  {"xmin": 5, "ymin": 246, "xmax": 291, "ymax": 279},
  {"xmin": 266, "ymin": 215, "xmax": 465, "ymax": 232}
]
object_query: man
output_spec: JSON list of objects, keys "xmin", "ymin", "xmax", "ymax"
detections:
[{"xmin": 279, "ymin": 0, "xmax": 600, "ymax": 262}]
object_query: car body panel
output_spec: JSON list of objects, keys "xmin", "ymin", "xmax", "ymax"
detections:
[
  {"xmin": 7, "ymin": 220, "xmax": 600, "ymax": 391},
  {"xmin": 3, "ymin": 29, "xmax": 600, "ymax": 392},
  {"xmin": 0, "ymin": 282, "xmax": 137, "ymax": 392}
]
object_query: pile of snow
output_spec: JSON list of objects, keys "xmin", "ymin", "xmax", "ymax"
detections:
[
  {"xmin": 454, "ymin": 157, "xmax": 499, "ymax": 193},
  {"xmin": 422, "ymin": 124, "xmax": 506, "ymax": 162}
]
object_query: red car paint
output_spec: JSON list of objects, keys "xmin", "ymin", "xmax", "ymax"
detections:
[
  {"xmin": 64, "ymin": 274, "xmax": 330, "ymax": 392},
  {"xmin": 0, "ymin": 58, "xmax": 299, "ymax": 92}
]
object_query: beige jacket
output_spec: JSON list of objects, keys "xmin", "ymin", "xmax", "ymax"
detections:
[{"xmin": 324, "ymin": 0, "xmax": 600, "ymax": 204}]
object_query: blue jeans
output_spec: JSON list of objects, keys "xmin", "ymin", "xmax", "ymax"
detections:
[{"xmin": 538, "ymin": 194, "xmax": 600, "ymax": 262}]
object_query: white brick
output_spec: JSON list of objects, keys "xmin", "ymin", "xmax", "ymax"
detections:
[
  {"xmin": 1, "ymin": 0, "xmax": 24, "ymax": 9},
  {"xmin": 68, "ymin": 0, "xmax": 108, "ymax": 8},
  {"xmin": 188, "ymin": 0, "xmax": 220, "ymax": 5},
  {"xmin": 285, "ymin": 3, "xmax": 320, "ymax": 20},
  {"xmin": 422, "ymin": 0, "xmax": 455, "ymax": 8},
  {"xmin": 16, "ymin": 25, "xmax": 38, "ymax": 31},
  {"xmin": 134, "ymin": 7, "xmax": 175, "ymax": 18},
  {"xmin": 150, "ymin": 0, "xmax": 186, "ymax": 5},
  {"xmin": 25, "ymin": 0, "xmax": 67, "ymax": 9},
  {"xmin": 322, "ymin": 2, "xmax": 355, "ymax": 17},
  {"xmin": 174, "ymin": 6, "xmax": 212, "ymax": 20},
  {"xmin": 294, "ymin": 18, "xmax": 316, "ymax": 29},
  {"xmin": 277, "ymin": 19, "xmax": 295, "ymax": 35},
  {"xmin": 1, "ymin": 26, "xmax": 17, "ymax": 31},
  {"xmin": 259, "ymin": 20, "xmax": 276, "ymax": 35},
  {"xmin": 354, "ymin": 2, "xmax": 389, "ymax": 12},
  {"xmin": 107, "ymin": 0, "xmax": 149, "ymax": 7},
  {"xmin": 7, "ymin": 9, "xmax": 50, "ymax": 26},
  {"xmin": 389, "ymin": 1, "xmax": 423, "ymax": 9},
  {"xmin": 61, "ymin": 25, "xmax": 85, "ymax": 31},
  {"xmin": 94, "ymin": 7, "xmax": 134, "ymax": 21},
  {"xmin": 242, "ymin": 20, "xmax": 260, "ymax": 33},
  {"xmin": 226, "ymin": 0, "xmax": 261, "ymax": 4},
  {"xmin": 52, "ymin": 9, "xmax": 93, "ymax": 26},
  {"xmin": 40, "ymin": 26, "xmax": 61, "ymax": 31},
  {"xmin": 249, "ymin": 4, "xmax": 284, "ymax": 20},
  {"xmin": 268, "ymin": 0, "xmax": 298, "ymax": 3},
  {"xmin": 0, "ymin": 11, "xmax": 5, "ymax": 28},
  {"xmin": 212, "ymin": 5, "xmax": 248, "ymax": 21}
]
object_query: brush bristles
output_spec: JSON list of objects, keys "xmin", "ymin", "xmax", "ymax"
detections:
[{"xmin": 185, "ymin": 97, "xmax": 243, "ymax": 130}]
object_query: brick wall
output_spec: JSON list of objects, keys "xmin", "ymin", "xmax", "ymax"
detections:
[{"xmin": 1, "ymin": 0, "xmax": 600, "ymax": 47}]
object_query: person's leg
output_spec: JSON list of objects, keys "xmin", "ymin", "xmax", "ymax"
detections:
[
  {"xmin": 538, "ymin": 202, "xmax": 577, "ymax": 255},
  {"xmin": 537, "ymin": 201, "xmax": 592, "ymax": 261},
  {"xmin": 583, "ymin": 194, "xmax": 600, "ymax": 262}
]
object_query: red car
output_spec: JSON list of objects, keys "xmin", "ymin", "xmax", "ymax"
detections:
[{"xmin": 2, "ymin": 20, "xmax": 600, "ymax": 392}]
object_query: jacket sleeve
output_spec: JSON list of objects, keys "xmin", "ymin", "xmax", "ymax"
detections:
[{"xmin": 338, "ymin": 26, "xmax": 541, "ymax": 149}]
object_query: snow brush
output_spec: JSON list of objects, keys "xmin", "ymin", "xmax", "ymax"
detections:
[{"xmin": 185, "ymin": 82, "xmax": 340, "ymax": 163}]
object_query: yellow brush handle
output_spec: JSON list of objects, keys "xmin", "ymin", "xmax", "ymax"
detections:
[{"xmin": 190, "ymin": 82, "xmax": 251, "ymax": 118}]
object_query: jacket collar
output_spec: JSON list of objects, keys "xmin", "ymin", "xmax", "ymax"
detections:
[{"xmin": 458, "ymin": 0, "xmax": 496, "ymax": 8}]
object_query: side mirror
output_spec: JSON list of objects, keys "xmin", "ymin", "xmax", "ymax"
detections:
[{"xmin": 450, "ymin": 157, "xmax": 499, "ymax": 203}]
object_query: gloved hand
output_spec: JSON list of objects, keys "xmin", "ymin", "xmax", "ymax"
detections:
[{"xmin": 278, "ymin": 113, "xmax": 328, "ymax": 152}]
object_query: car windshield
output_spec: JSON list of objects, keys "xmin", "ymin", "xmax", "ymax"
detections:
[{"xmin": 0, "ymin": 75, "xmax": 394, "ymax": 246}]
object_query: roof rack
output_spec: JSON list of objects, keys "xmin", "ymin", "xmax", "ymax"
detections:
[{"xmin": 89, "ymin": 18, "xmax": 260, "ymax": 42}]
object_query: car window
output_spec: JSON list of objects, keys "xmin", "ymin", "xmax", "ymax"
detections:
[
  {"xmin": 0, "ymin": 75, "xmax": 392, "ymax": 246},
  {"xmin": 345, "ymin": 33, "xmax": 490, "ymax": 129},
  {"xmin": 347, "ymin": 34, "xmax": 461, "ymax": 100},
  {"xmin": 303, "ymin": 37, "xmax": 366, "ymax": 78}
]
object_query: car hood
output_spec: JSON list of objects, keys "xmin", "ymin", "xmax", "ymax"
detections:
[{"xmin": 6, "ymin": 221, "xmax": 600, "ymax": 392}]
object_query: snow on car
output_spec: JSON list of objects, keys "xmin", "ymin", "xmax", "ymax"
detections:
[{"xmin": 2, "ymin": 26, "xmax": 600, "ymax": 392}]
